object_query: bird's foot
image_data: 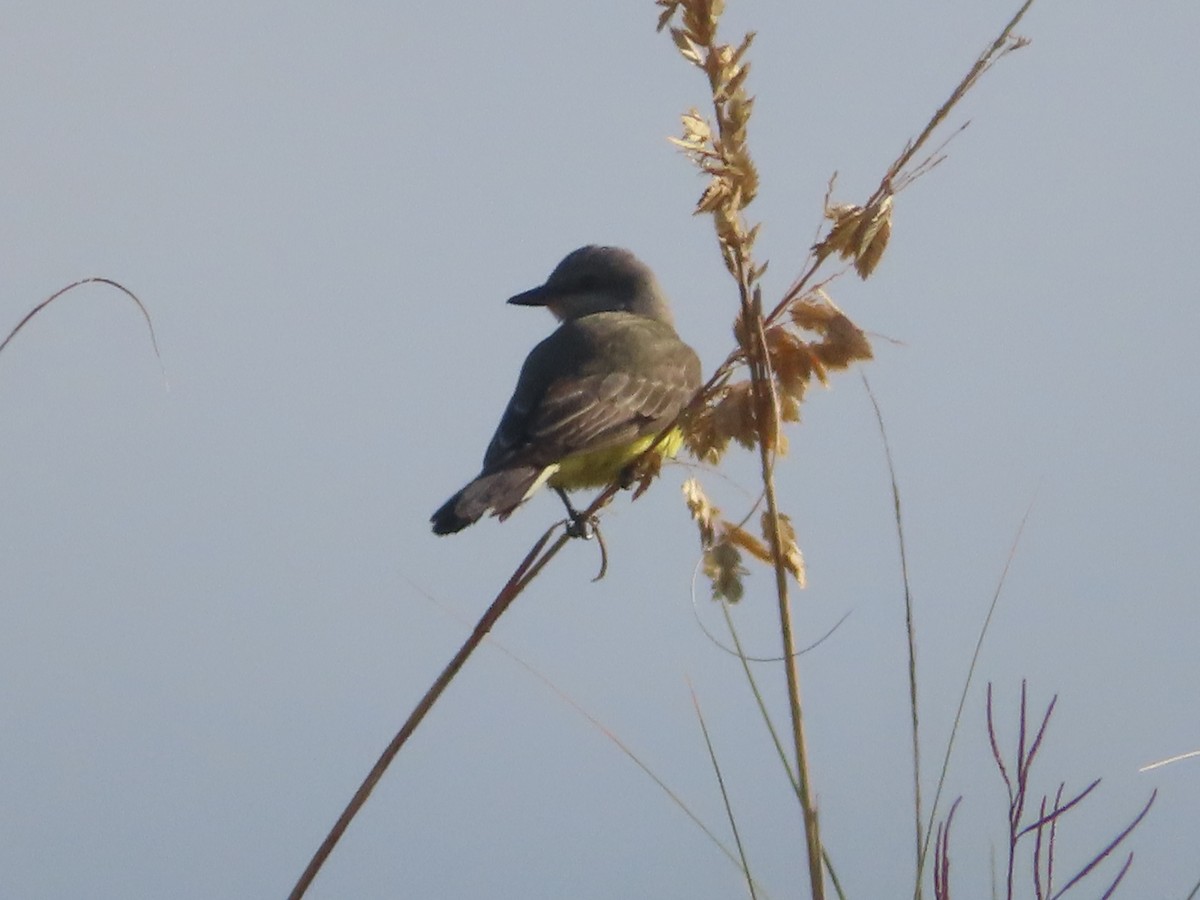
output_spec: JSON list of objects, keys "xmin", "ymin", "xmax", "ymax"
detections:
[
  {"xmin": 554, "ymin": 486, "xmax": 608, "ymax": 579},
  {"xmin": 565, "ymin": 512, "xmax": 597, "ymax": 540}
]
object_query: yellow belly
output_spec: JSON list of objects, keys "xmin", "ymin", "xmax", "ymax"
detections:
[{"xmin": 547, "ymin": 427, "xmax": 686, "ymax": 490}]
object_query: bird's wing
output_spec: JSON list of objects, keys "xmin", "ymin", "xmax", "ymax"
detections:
[{"xmin": 481, "ymin": 314, "xmax": 700, "ymax": 473}]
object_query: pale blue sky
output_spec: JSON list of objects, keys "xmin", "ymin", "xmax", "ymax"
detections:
[{"xmin": 1, "ymin": 2, "xmax": 1197, "ymax": 898}]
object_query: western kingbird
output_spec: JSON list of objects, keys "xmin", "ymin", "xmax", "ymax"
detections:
[{"xmin": 431, "ymin": 245, "xmax": 701, "ymax": 535}]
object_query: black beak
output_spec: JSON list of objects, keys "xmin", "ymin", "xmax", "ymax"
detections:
[{"xmin": 507, "ymin": 284, "xmax": 553, "ymax": 306}]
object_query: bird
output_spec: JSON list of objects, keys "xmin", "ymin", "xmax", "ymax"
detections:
[{"xmin": 431, "ymin": 245, "xmax": 702, "ymax": 535}]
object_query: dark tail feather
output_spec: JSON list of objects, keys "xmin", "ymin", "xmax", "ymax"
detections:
[{"xmin": 430, "ymin": 467, "xmax": 545, "ymax": 535}]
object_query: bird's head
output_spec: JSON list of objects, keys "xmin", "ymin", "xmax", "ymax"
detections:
[{"xmin": 507, "ymin": 245, "xmax": 675, "ymax": 325}]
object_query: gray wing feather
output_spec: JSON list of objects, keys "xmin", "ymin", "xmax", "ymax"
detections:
[
  {"xmin": 434, "ymin": 313, "xmax": 700, "ymax": 533},
  {"xmin": 481, "ymin": 314, "xmax": 700, "ymax": 473}
]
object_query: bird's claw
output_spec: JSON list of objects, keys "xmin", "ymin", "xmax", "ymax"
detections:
[{"xmin": 565, "ymin": 513, "xmax": 597, "ymax": 540}]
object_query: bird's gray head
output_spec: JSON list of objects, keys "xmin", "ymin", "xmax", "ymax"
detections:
[{"xmin": 507, "ymin": 245, "xmax": 675, "ymax": 326}]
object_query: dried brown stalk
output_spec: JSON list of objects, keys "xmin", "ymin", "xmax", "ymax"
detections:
[{"xmin": 0, "ymin": 277, "xmax": 163, "ymax": 372}]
